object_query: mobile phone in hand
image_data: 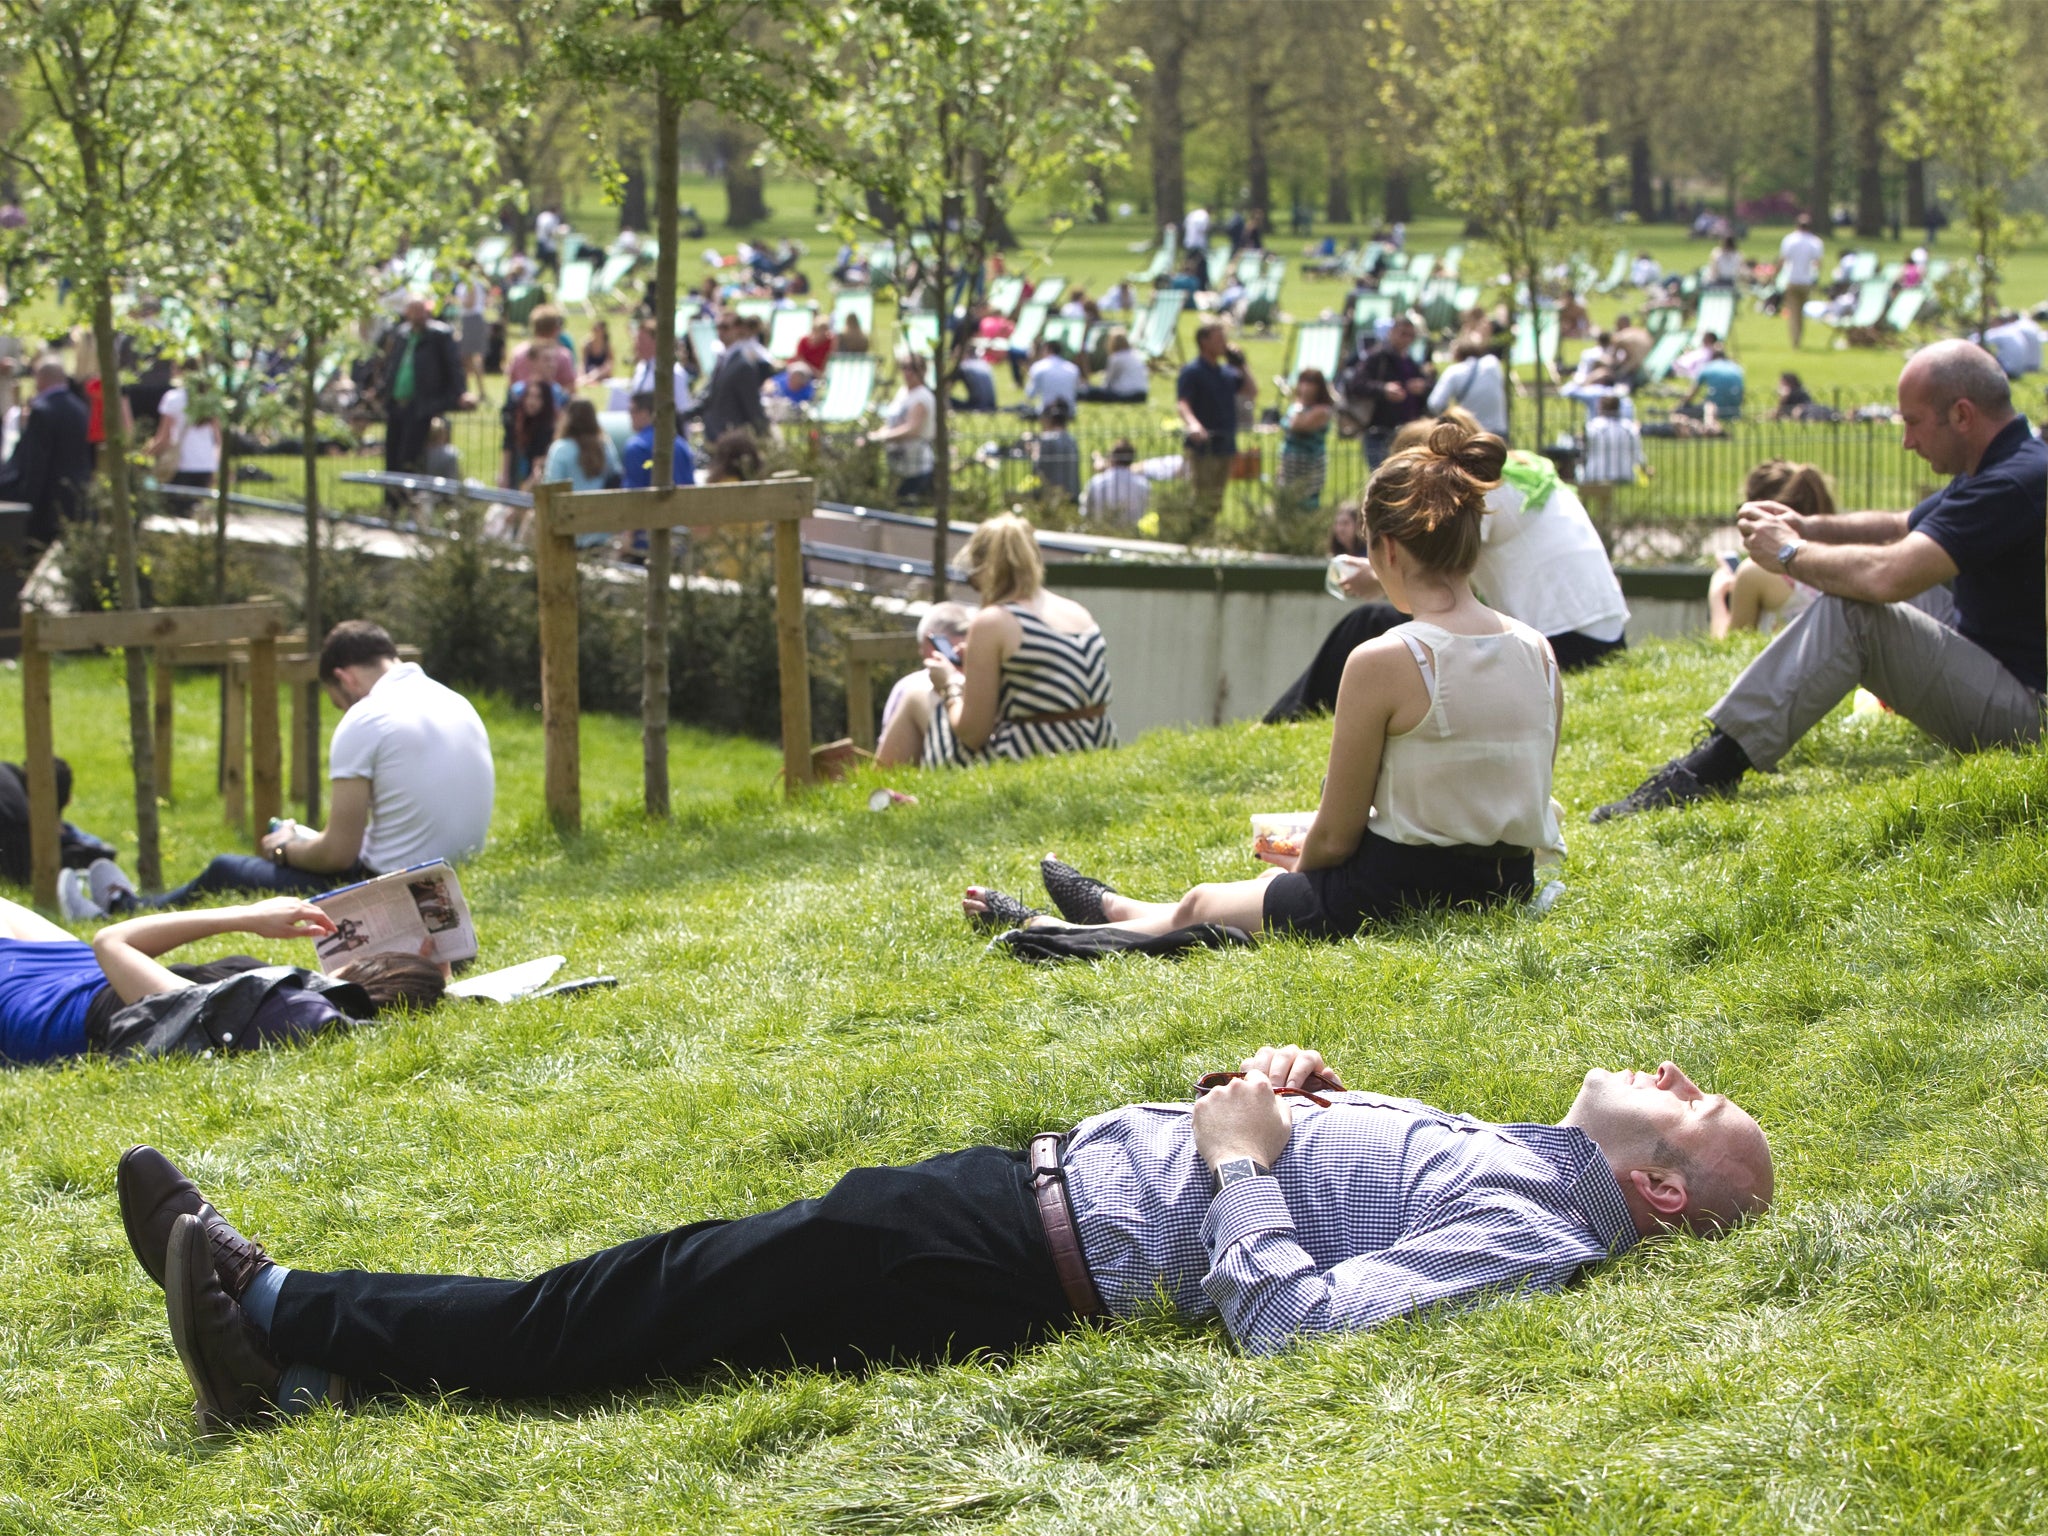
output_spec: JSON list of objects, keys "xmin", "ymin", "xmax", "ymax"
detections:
[{"xmin": 930, "ymin": 634, "xmax": 961, "ymax": 666}]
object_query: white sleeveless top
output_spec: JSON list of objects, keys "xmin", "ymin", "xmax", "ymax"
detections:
[{"xmin": 1370, "ymin": 618, "xmax": 1565, "ymax": 864}]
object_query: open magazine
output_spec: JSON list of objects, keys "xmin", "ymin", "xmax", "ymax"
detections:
[{"xmin": 310, "ymin": 861, "xmax": 478, "ymax": 973}]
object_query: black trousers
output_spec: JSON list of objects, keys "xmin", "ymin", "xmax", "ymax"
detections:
[
  {"xmin": 269, "ymin": 1147, "xmax": 1075, "ymax": 1398},
  {"xmin": 384, "ymin": 405, "xmax": 433, "ymax": 479},
  {"xmin": 1264, "ymin": 603, "xmax": 1628, "ymax": 723}
]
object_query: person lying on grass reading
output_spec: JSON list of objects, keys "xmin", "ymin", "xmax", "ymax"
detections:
[
  {"xmin": 118, "ymin": 1043, "xmax": 1771, "ymax": 1430},
  {"xmin": 0, "ymin": 895, "xmax": 444, "ymax": 1065},
  {"xmin": 967, "ymin": 420, "xmax": 1563, "ymax": 945}
]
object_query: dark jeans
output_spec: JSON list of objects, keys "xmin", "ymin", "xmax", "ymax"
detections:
[
  {"xmin": 1264, "ymin": 604, "xmax": 1627, "ymax": 724},
  {"xmin": 269, "ymin": 1147, "xmax": 1074, "ymax": 1398},
  {"xmin": 118, "ymin": 853, "xmax": 373, "ymax": 911},
  {"xmin": 1363, "ymin": 428, "xmax": 1398, "ymax": 470},
  {"xmin": 385, "ymin": 405, "xmax": 433, "ymax": 486}
]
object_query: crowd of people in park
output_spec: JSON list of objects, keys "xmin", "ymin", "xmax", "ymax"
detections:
[{"xmin": 5, "ymin": 187, "xmax": 2048, "ymax": 1447}]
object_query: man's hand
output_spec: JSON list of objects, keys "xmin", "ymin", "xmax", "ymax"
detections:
[
  {"xmin": 1184, "ymin": 421, "xmax": 1210, "ymax": 444},
  {"xmin": 257, "ymin": 820, "xmax": 304, "ymax": 858},
  {"xmin": 1337, "ymin": 558, "xmax": 1382, "ymax": 600},
  {"xmin": 1241, "ymin": 1043, "xmax": 1344, "ymax": 1093},
  {"xmin": 236, "ymin": 898, "xmax": 337, "ymax": 940},
  {"xmin": 1192, "ymin": 1069, "xmax": 1295, "ymax": 1174},
  {"xmin": 1381, "ymin": 381, "xmax": 1406, "ymax": 402},
  {"xmin": 1737, "ymin": 500, "xmax": 1803, "ymax": 573}
]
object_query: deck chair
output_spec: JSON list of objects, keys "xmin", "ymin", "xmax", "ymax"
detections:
[
  {"xmin": 1207, "ymin": 246, "xmax": 1232, "ymax": 290},
  {"xmin": 557, "ymin": 260, "xmax": 594, "ymax": 311},
  {"xmin": 686, "ymin": 320, "xmax": 721, "ymax": 376},
  {"xmin": 1418, "ymin": 280, "xmax": 1460, "ymax": 332},
  {"xmin": 594, "ymin": 252, "xmax": 638, "ymax": 299},
  {"xmin": 1635, "ymin": 331, "xmax": 1690, "ymax": 385},
  {"xmin": 1405, "ymin": 251, "xmax": 1434, "ymax": 280},
  {"xmin": 768, "ymin": 306, "xmax": 817, "ymax": 360},
  {"xmin": 1236, "ymin": 253, "xmax": 1265, "ymax": 285},
  {"xmin": 1693, "ymin": 289, "xmax": 1736, "ymax": 346},
  {"xmin": 986, "ymin": 276, "xmax": 1026, "ymax": 316},
  {"xmin": 1846, "ymin": 252, "xmax": 1879, "ymax": 283},
  {"xmin": 1008, "ymin": 301, "xmax": 1050, "ymax": 354},
  {"xmin": 474, "ymin": 236, "xmax": 509, "ymax": 278},
  {"xmin": 733, "ymin": 297, "xmax": 775, "ymax": 326},
  {"xmin": 1136, "ymin": 290, "xmax": 1186, "ymax": 361},
  {"xmin": 1030, "ymin": 276, "xmax": 1069, "ymax": 307},
  {"xmin": 1286, "ymin": 321, "xmax": 1343, "ymax": 387},
  {"xmin": 1440, "ymin": 244, "xmax": 1464, "ymax": 279},
  {"xmin": 1884, "ymin": 288, "xmax": 1927, "ymax": 333},
  {"xmin": 1595, "ymin": 250, "xmax": 1631, "ymax": 293},
  {"xmin": 898, "ymin": 311, "xmax": 940, "ymax": 363},
  {"xmin": 814, "ymin": 354, "xmax": 878, "ymax": 424},
  {"xmin": 832, "ymin": 290, "xmax": 875, "ymax": 332},
  {"xmin": 1352, "ymin": 293, "xmax": 1394, "ymax": 330},
  {"xmin": 1040, "ymin": 315, "xmax": 1087, "ymax": 354},
  {"xmin": 1842, "ymin": 279, "xmax": 1892, "ymax": 329},
  {"xmin": 1127, "ymin": 228, "xmax": 1177, "ymax": 285},
  {"xmin": 1508, "ymin": 311, "xmax": 1560, "ymax": 369}
]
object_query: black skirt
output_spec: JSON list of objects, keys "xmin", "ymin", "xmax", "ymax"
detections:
[{"xmin": 1262, "ymin": 830, "xmax": 1536, "ymax": 941}]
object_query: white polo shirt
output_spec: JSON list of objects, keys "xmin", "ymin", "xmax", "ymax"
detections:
[
  {"xmin": 1778, "ymin": 229, "xmax": 1824, "ymax": 286},
  {"xmin": 327, "ymin": 662, "xmax": 495, "ymax": 872}
]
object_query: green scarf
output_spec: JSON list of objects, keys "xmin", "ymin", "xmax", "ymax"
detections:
[{"xmin": 1498, "ymin": 448, "xmax": 1559, "ymax": 509}]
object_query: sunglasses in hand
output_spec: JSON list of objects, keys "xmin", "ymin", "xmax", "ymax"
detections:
[{"xmin": 1194, "ymin": 1070, "xmax": 1338, "ymax": 1109}]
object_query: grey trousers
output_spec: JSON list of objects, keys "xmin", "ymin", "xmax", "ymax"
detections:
[{"xmin": 1708, "ymin": 587, "xmax": 2045, "ymax": 771}]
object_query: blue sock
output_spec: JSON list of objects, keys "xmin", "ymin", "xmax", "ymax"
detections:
[{"xmin": 241, "ymin": 1263, "xmax": 289, "ymax": 1334}]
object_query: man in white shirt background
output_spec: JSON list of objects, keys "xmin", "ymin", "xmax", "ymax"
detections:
[
  {"xmin": 1022, "ymin": 339, "xmax": 1082, "ymax": 419},
  {"xmin": 65, "ymin": 622, "xmax": 496, "ymax": 917},
  {"xmin": 1777, "ymin": 214, "xmax": 1826, "ymax": 350}
]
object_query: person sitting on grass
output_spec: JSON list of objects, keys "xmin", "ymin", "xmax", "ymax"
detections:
[
  {"xmin": 118, "ymin": 1043, "xmax": 1769, "ymax": 1429},
  {"xmin": 875, "ymin": 513, "xmax": 1115, "ymax": 770},
  {"xmin": 1267, "ymin": 409, "xmax": 1625, "ymax": 724},
  {"xmin": 64, "ymin": 623, "xmax": 495, "ymax": 917},
  {"xmin": 1594, "ymin": 340, "xmax": 2046, "ymax": 823},
  {"xmin": 1709, "ymin": 461, "xmax": 1838, "ymax": 638},
  {"xmin": 0, "ymin": 894, "xmax": 443, "ymax": 1065},
  {"xmin": 980, "ymin": 422, "xmax": 1560, "ymax": 946}
]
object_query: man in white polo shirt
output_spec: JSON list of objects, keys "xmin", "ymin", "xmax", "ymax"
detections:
[
  {"xmin": 1776, "ymin": 214, "xmax": 1825, "ymax": 350},
  {"xmin": 67, "ymin": 622, "xmax": 494, "ymax": 916}
]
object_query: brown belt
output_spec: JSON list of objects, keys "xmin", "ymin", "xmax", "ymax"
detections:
[
  {"xmin": 1028, "ymin": 1133, "xmax": 1104, "ymax": 1317},
  {"xmin": 1014, "ymin": 702, "xmax": 1108, "ymax": 726}
]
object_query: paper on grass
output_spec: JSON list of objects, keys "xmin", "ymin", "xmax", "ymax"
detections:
[
  {"xmin": 447, "ymin": 955, "xmax": 568, "ymax": 1002},
  {"xmin": 310, "ymin": 861, "xmax": 477, "ymax": 973}
]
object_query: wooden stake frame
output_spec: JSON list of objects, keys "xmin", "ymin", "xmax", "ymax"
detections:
[{"xmin": 534, "ymin": 477, "xmax": 816, "ymax": 832}]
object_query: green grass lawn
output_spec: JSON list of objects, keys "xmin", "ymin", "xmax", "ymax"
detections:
[{"xmin": 5, "ymin": 640, "xmax": 2048, "ymax": 1532}]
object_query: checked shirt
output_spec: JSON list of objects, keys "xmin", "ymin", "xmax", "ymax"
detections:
[{"xmin": 1061, "ymin": 1092, "xmax": 1639, "ymax": 1353}]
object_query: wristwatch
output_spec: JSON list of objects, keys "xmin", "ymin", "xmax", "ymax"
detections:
[
  {"xmin": 1213, "ymin": 1157, "xmax": 1272, "ymax": 1191},
  {"xmin": 1777, "ymin": 538, "xmax": 1805, "ymax": 572}
]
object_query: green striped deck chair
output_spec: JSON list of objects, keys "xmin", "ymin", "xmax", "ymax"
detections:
[
  {"xmin": 1453, "ymin": 284, "xmax": 1480, "ymax": 313},
  {"xmin": 1128, "ymin": 234, "xmax": 1176, "ymax": 285},
  {"xmin": 1136, "ymin": 290, "xmax": 1185, "ymax": 359},
  {"xmin": 1029, "ymin": 276, "xmax": 1068, "ymax": 306},
  {"xmin": 734, "ymin": 297, "xmax": 775, "ymax": 325},
  {"xmin": 557, "ymin": 260, "xmax": 594, "ymax": 310},
  {"xmin": 1009, "ymin": 302, "xmax": 1050, "ymax": 353},
  {"xmin": 1844, "ymin": 279, "xmax": 1891, "ymax": 328},
  {"xmin": 1235, "ymin": 253, "xmax": 1264, "ymax": 285},
  {"xmin": 1040, "ymin": 315, "xmax": 1087, "ymax": 354},
  {"xmin": 1352, "ymin": 293, "xmax": 1394, "ymax": 329},
  {"xmin": 503, "ymin": 285, "xmax": 541, "ymax": 326},
  {"xmin": 815, "ymin": 354, "xmax": 878, "ymax": 424},
  {"xmin": 686, "ymin": 320, "xmax": 720, "ymax": 375},
  {"xmin": 986, "ymin": 276, "xmax": 1026, "ymax": 315},
  {"xmin": 768, "ymin": 306, "xmax": 817, "ymax": 360},
  {"xmin": 899, "ymin": 310, "xmax": 940, "ymax": 362},
  {"xmin": 832, "ymin": 291, "xmax": 875, "ymax": 332},
  {"xmin": 1595, "ymin": 250, "xmax": 1630, "ymax": 293},
  {"xmin": 1693, "ymin": 289, "xmax": 1736, "ymax": 346},
  {"xmin": 1884, "ymin": 288, "xmax": 1927, "ymax": 332},
  {"xmin": 1635, "ymin": 331, "xmax": 1690, "ymax": 385},
  {"xmin": 1206, "ymin": 245, "xmax": 1231, "ymax": 290},
  {"xmin": 474, "ymin": 236, "xmax": 509, "ymax": 278},
  {"xmin": 1846, "ymin": 252, "xmax": 1879, "ymax": 283},
  {"xmin": 1440, "ymin": 244, "xmax": 1464, "ymax": 278},
  {"xmin": 1508, "ymin": 311, "xmax": 1560, "ymax": 368},
  {"xmin": 1287, "ymin": 321, "xmax": 1343, "ymax": 387},
  {"xmin": 594, "ymin": 252, "xmax": 637, "ymax": 298}
]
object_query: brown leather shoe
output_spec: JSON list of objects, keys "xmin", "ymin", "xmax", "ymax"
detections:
[
  {"xmin": 165, "ymin": 1213, "xmax": 281, "ymax": 1432},
  {"xmin": 118, "ymin": 1146, "xmax": 268, "ymax": 1295}
]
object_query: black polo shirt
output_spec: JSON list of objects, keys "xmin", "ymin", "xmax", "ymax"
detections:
[
  {"xmin": 1906, "ymin": 416, "xmax": 2047, "ymax": 691},
  {"xmin": 1176, "ymin": 356, "xmax": 1243, "ymax": 455}
]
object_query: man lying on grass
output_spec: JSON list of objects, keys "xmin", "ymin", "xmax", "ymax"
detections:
[
  {"xmin": 1595, "ymin": 339, "xmax": 2047, "ymax": 823},
  {"xmin": 117, "ymin": 1045, "xmax": 1771, "ymax": 1431}
]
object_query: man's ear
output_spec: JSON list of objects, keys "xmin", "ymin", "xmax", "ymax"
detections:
[{"xmin": 1628, "ymin": 1165, "xmax": 1690, "ymax": 1220}]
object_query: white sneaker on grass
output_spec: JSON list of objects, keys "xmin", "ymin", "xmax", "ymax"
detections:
[
  {"xmin": 87, "ymin": 858, "xmax": 137, "ymax": 910},
  {"xmin": 57, "ymin": 869, "xmax": 106, "ymax": 921}
]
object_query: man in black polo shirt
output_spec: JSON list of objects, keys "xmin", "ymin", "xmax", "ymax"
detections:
[
  {"xmin": 1596, "ymin": 340, "xmax": 2047, "ymax": 821},
  {"xmin": 1175, "ymin": 321, "xmax": 1256, "ymax": 537},
  {"xmin": 1344, "ymin": 314, "xmax": 1431, "ymax": 470}
]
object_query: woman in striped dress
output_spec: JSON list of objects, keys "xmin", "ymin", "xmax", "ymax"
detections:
[{"xmin": 874, "ymin": 513, "xmax": 1116, "ymax": 767}]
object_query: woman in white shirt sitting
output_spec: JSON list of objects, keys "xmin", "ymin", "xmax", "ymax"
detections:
[
  {"xmin": 1079, "ymin": 328, "xmax": 1150, "ymax": 404},
  {"xmin": 966, "ymin": 419, "xmax": 1564, "ymax": 942}
]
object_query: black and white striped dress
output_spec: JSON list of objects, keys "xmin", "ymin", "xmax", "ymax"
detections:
[{"xmin": 922, "ymin": 605, "xmax": 1117, "ymax": 767}]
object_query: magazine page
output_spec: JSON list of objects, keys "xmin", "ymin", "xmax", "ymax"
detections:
[{"xmin": 310, "ymin": 861, "xmax": 479, "ymax": 973}]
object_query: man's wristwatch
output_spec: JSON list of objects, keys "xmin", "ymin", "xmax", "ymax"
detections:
[
  {"xmin": 1777, "ymin": 538, "xmax": 1805, "ymax": 572},
  {"xmin": 1213, "ymin": 1157, "xmax": 1272, "ymax": 1191}
]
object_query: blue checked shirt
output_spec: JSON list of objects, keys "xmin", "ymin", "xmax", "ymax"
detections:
[{"xmin": 1062, "ymin": 1093, "xmax": 1638, "ymax": 1354}]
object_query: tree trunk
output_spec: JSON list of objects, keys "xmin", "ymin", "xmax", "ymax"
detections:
[
  {"xmin": 214, "ymin": 419, "xmax": 232, "ymax": 600},
  {"xmin": 1904, "ymin": 157, "xmax": 1927, "ymax": 229},
  {"xmin": 299, "ymin": 338, "xmax": 323, "ymax": 826},
  {"xmin": 1628, "ymin": 134, "xmax": 1654, "ymax": 221},
  {"xmin": 1383, "ymin": 165, "xmax": 1411, "ymax": 224},
  {"xmin": 1325, "ymin": 150, "xmax": 1351, "ymax": 224},
  {"xmin": 643, "ymin": 81, "xmax": 680, "ymax": 819},
  {"xmin": 90, "ymin": 272, "xmax": 161, "ymax": 889},
  {"xmin": 1810, "ymin": 0, "xmax": 1833, "ymax": 220},
  {"xmin": 1527, "ymin": 265, "xmax": 1546, "ymax": 447},
  {"xmin": 1847, "ymin": 7, "xmax": 1885, "ymax": 239},
  {"xmin": 1245, "ymin": 77, "xmax": 1272, "ymax": 218},
  {"xmin": 1149, "ymin": 40, "xmax": 1187, "ymax": 230},
  {"xmin": 717, "ymin": 128, "xmax": 768, "ymax": 228},
  {"xmin": 930, "ymin": 237, "xmax": 951, "ymax": 603},
  {"xmin": 619, "ymin": 140, "xmax": 650, "ymax": 233},
  {"xmin": 969, "ymin": 150, "xmax": 1015, "ymax": 248}
]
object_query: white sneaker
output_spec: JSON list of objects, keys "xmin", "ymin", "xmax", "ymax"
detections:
[
  {"xmin": 87, "ymin": 857, "xmax": 136, "ymax": 910},
  {"xmin": 57, "ymin": 868, "xmax": 106, "ymax": 921}
]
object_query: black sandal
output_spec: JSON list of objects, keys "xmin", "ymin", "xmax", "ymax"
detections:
[
  {"xmin": 965, "ymin": 887, "xmax": 1042, "ymax": 933},
  {"xmin": 1040, "ymin": 855, "xmax": 1117, "ymax": 926}
]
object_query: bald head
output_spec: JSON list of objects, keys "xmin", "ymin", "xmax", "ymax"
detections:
[
  {"xmin": 1897, "ymin": 340, "xmax": 2016, "ymax": 476},
  {"xmin": 1563, "ymin": 1062, "xmax": 1773, "ymax": 1238},
  {"xmin": 32, "ymin": 357, "xmax": 68, "ymax": 392}
]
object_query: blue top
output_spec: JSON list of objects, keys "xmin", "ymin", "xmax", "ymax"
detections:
[
  {"xmin": 622, "ymin": 426, "xmax": 697, "ymax": 491},
  {"xmin": 1907, "ymin": 416, "xmax": 2048, "ymax": 691},
  {"xmin": 1175, "ymin": 357, "xmax": 1244, "ymax": 452},
  {"xmin": 1064, "ymin": 1091, "xmax": 1636, "ymax": 1354},
  {"xmin": 0, "ymin": 938, "xmax": 108, "ymax": 1063},
  {"xmin": 1695, "ymin": 358, "xmax": 1745, "ymax": 416}
]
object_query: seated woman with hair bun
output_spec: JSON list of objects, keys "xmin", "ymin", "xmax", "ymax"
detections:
[
  {"xmin": 876, "ymin": 512, "xmax": 1116, "ymax": 769},
  {"xmin": 966, "ymin": 421, "xmax": 1564, "ymax": 943},
  {"xmin": 1709, "ymin": 459, "xmax": 1838, "ymax": 637},
  {"xmin": 0, "ymin": 895, "xmax": 445, "ymax": 1065}
]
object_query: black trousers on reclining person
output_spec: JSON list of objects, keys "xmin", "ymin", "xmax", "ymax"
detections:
[
  {"xmin": 267, "ymin": 1147, "xmax": 1075, "ymax": 1398},
  {"xmin": 1264, "ymin": 603, "xmax": 1627, "ymax": 723}
]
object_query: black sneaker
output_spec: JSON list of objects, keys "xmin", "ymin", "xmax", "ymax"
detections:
[{"xmin": 1589, "ymin": 758, "xmax": 1736, "ymax": 824}]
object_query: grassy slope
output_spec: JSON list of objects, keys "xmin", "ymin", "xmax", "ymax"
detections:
[{"xmin": 4, "ymin": 644, "xmax": 2048, "ymax": 1532}]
